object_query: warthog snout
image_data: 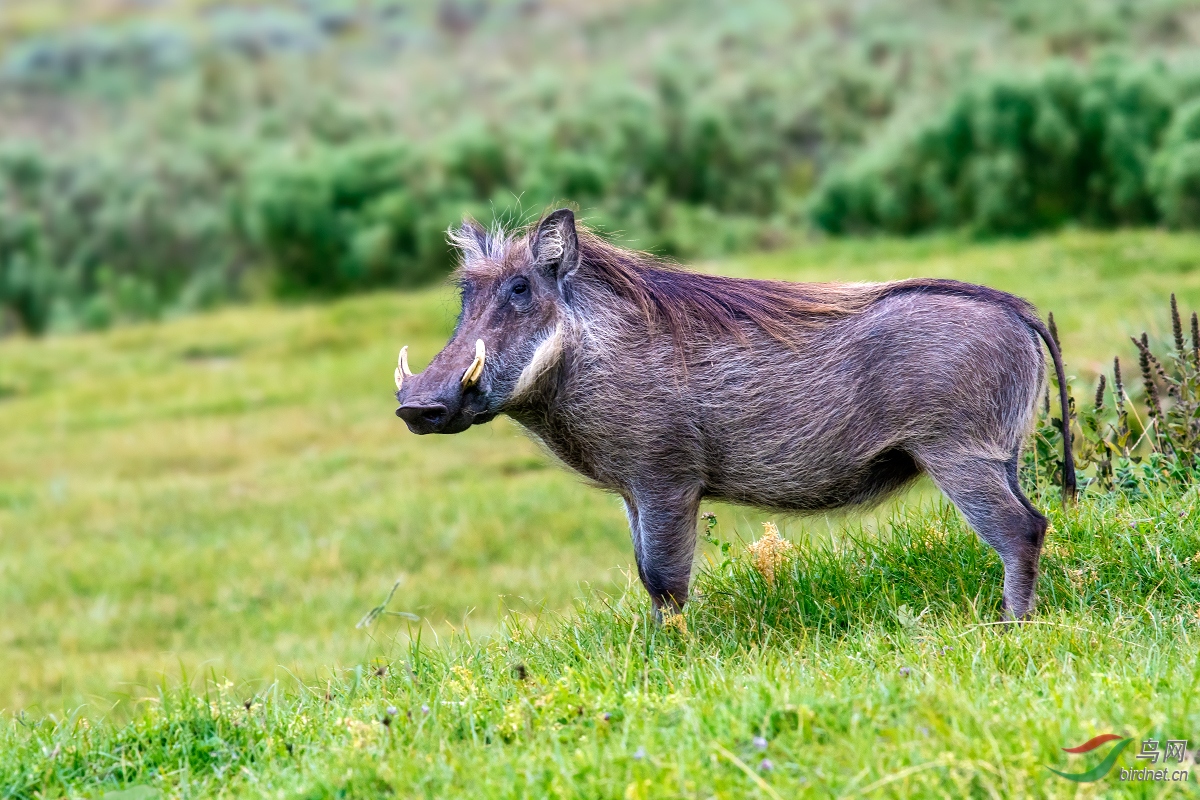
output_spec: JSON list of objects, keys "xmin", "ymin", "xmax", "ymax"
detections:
[
  {"xmin": 395, "ymin": 401, "xmax": 450, "ymax": 433},
  {"xmin": 394, "ymin": 339, "xmax": 491, "ymax": 435}
]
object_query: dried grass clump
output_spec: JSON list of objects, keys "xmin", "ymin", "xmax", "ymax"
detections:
[
  {"xmin": 661, "ymin": 609, "xmax": 689, "ymax": 635},
  {"xmin": 747, "ymin": 522, "xmax": 794, "ymax": 586}
]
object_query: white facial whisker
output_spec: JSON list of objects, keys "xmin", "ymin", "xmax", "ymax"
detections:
[{"xmin": 512, "ymin": 323, "xmax": 564, "ymax": 399}]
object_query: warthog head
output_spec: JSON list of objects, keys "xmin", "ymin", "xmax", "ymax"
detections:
[{"xmin": 393, "ymin": 209, "xmax": 577, "ymax": 434}]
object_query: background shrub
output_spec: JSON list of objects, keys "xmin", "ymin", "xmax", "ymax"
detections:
[
  {"xmin": 0, "ymin": 138, "xmax": 243, "ymax": 332},
  {"xmin": 5, "ymin": 1, "xmax": 1200, "ymax": 333},
  {"xmin": 1150, "ymin": 98, "xmax": 1200, "ymax": 228},
  {"xmin": 242, "ymin": 143, "xmax": 432, "ymax": 295},
  {"xmin": 811, "ymin": 61, "xmax": 1188, "ymax": 236}
]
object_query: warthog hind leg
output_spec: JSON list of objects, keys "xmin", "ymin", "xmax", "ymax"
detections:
[{"xmin": 921, "ymin": 451, "xmax": 1049, "ymax": 620}]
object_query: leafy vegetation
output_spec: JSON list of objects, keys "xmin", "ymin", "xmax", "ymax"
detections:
[
  {"xmin": 812, "ymin": 59, "xmax": 1200, "ymax": 236},
  {"xmin": 1025, "ymin": 294, "xmax": 1200, "ymax": 497},
  {"xmin": 6, "ymin": 0, "xmax": 1200, "ymax": 333}
]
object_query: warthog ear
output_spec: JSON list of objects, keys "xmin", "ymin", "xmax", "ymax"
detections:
[{"xmin": 531, "ymin": 208, "xmax": 579, "ymax": 287}]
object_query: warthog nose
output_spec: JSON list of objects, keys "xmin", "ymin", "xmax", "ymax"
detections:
[{"xmin": 396, "ymin": 402, "xmax": 449, "ymax": 433}]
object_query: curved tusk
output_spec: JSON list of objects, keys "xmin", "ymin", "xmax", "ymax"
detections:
[
  {"xmin": 394, "ymin": 346, "xmax": 410, "ymax": 392},
  {"xmin": 461, "ymin": 339, "xmax": 486, "ymax": 388}
]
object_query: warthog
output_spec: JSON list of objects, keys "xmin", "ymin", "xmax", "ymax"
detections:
[{"xmin": 394, "ymin": 210, "xmax": 1074, "ymax": 620}]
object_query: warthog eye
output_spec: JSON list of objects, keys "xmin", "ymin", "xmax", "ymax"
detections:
[{"xmin": 508, "ymin": 276, "xmax": 532, "ymax": 310}]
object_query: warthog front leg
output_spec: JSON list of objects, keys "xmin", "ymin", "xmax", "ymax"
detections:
[{"xmin": 624, "ymin": 485, "xmax": 702, "ymax": 617}]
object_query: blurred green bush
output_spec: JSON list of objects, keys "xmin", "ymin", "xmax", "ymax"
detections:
[
  {"xmin": 1149, "ymin": 98, "xmax": 1200, "ymax": 228},
  {"xmin": 8, "ymin": 51, "xmax": 1200, "ymax": 335},
  {"xmin": 0, "ymin": 137, "xmax": 241, "ymax": 333},
  {"xmin": 811, "ymin": 60, "xmax": 1200, "ymax": 236},
  {"xmin": 239, "ymin": 142, "xmax": 459, "ymax": 296},
  {"xmin": 0, "ymin": 70, "xmax": 814, "ymax": 332}
]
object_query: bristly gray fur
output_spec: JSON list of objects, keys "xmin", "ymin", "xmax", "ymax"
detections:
[{"xmin": 396, "ymin": 209, "xmax": 1074, "ymax": 621}]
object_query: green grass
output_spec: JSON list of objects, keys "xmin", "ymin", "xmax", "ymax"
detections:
[
  {"xmin": 3, "ymin": 490, "xmax": 1199, "ymax": 798},
  {"xmin": 3, "ymin": 228, "xmax": 1200, "ymax": 796}
]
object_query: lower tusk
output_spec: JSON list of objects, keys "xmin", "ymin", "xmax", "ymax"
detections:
[{"xmin": 461, "ymin": 339, "xmax": 486, "ymax": 388}]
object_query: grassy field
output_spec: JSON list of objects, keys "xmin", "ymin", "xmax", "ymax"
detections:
[
  {"xmin": 3, "ymin": 229, "xmax": 1200, "ymax": 796},
  {"xmin": 4, "ymin": 486, "xmax": 1200, "ymax": 797}
]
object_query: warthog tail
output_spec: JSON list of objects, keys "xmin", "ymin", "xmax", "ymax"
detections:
[{"xmin": 1025, "ymin": 315, "xmax": 1077, "ymax": 503}]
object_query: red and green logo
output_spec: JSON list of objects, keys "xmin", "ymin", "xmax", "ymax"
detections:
[{"xmin": 1047, "ymin": 734, "xmax": 1134, "ymax": 782}]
